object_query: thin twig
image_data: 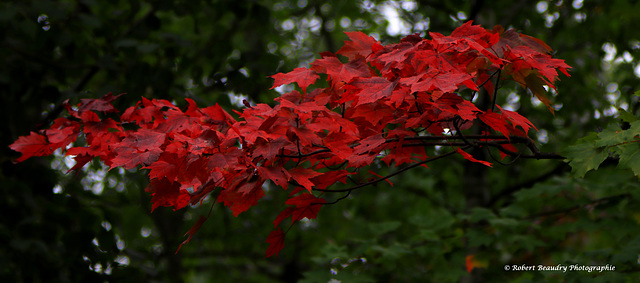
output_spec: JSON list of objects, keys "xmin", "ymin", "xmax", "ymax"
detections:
[
  {"xmin": 490, "ymin": 69, "xmax": 501, "ymax": 112},
  {"xmin": 319, "ymin": 190, "xmax": 352, "ymax": 205},
  {"xmin": 313, "ymin": 147, "xmax": 467, "ymax": 193}
]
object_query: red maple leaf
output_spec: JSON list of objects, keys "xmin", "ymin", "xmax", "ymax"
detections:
[
  {"xmin": 67, "ymin": 154, "xmax": 94, "ymax": 172},
  {"xmin": 10, "ymin": 118, "xmax": 81, "ymax": 163},
  {"xmin": 218, "ymin": 184, "xmax": 266, "ymax": 216},
  {"xmin": 145, "ymin": 178, "xmax": 191, "ymax": 212},
  {"xmin": 498, "ymin": 106, "xmax": 537, "ymax": 135},
  {"xmin": 353, "ymin": 134, "xmax": 386, "ymax": 155},
  {"xmin": 122, "ymin": 129, "xmax": 166, "ymax": 151},
  {"xmin": 381, "ymin": 144, "xmax": 426, "ymax": 166},
  {"xmin": 282, "ymin": 193, "xmax": 326, "ymax": 224},
  {"xmin": 456, "ymin": 100, "xmax": 483, "ymax": 121},
  {"xmin": 145, "ymin": 160, "xmax": 178, "ymax": 181},
  {"xmin": 350, "ymin": 103, "xmax": 396, "ymax": 126},
  {"xmin": 287, "ymin": 126, "xmax": 322, "ymax": 147},
  {"xmin": 510, "ymin": 45, "xmax": 571, "ymax": 84},
  {"xmin": 310, "ymin": 170, "xmax": 353, "ymax": 190},
  {"xmin": 288, "ymin": 167, "xmax": 322, "ymax": 193},
  {"xmin": 409, "ymin": 71, "xmax": 477, "ymax": 94},
  {"xmin": 494, "ymin": 27, "xmax": 553, "ymax": 56},
  {"xmin": 337, "ymin": 31, "xmax": 382, "ymax": 60},
  {"xmin": 270, "ymin": 67, "xmax": 319, "ymax": 94},
  {"xmin": 323, "ymin": 132, "xmax": 358, "ymax": 159},
  {"xmin": 47, "ymin": 118, "xmax": 81, "ymax": 145},
  {"xmin": 176, "ymin": 215, "xmax": 208, "ymax": 253},
  {"xmin": 273, "ymin": 207, "xmax": 296, "ymax": 228},
  {"xmin": 258, "ymin": 165, "xmax": 290, "ymax": 189},
  {"xmin": 288, "ymin": 195, "xmax": 325, "ymax": 222},
  {"xmin": 373, "ymin": 41, "xmax": 417, "ymax": 65},
  {"xmin": 478, "ymin": 111, "xmax": 511, "ymax": 139},
  {"xmin": 456, "ymin": 148, "xmax": 492, "ymax": 167},
  {"xmin": 265, "ymin": 228, "xmax": 285, "ymax": 257},
  {"xmin": 252, "ymin": 136, "xmax": 292, "ymax": 161},
  {"xmin": 311, "ymin": 56, "xmax": 373, "ymax": 84},
  {"xmin": 111, "ymin": 137, "xmax": 164, "ymax": 170},
  {"xmin": 71, "ymin": 92, "xmax": 124, "ymax": 116},
  {"xmin": 285, "ymin": 192, "xmax": 325, "ymax": 207},
  {"xmin": 9, "ymin": 132, "xmax": 55, "ymax": 163},
  {"xmin": 348, "ymin": 77, "xmax": 398, "ymax": 105}
]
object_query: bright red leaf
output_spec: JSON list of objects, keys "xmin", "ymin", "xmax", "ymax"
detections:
[
  {"xmin": 456, "ymin": 148, "xmax": 493, "ymax": 167},
  {"xmin": 337, "ymin": 31, "xmax": 382, "ymax": 60},
  {"xmin": 409, "ymin": 71, "xmax": 477, "ymax": 94},
  {"xmin": 10, "ymin": 132, "xmax": 56, "ymax": 163},
  {"xmin": 478, "ymin": 111, "xmax": 512, "ymax": 139},
  {"xmin": 285, "ymin": 193, "xmax": 326, "ymax": 222},
  {"xmin": 498, "ymin": 106, "xmax": 537, "ymax": 135},
  {"xmin": 288, "ymin": 167, "xmax": 322, "ymax": 193},
  {"xmin": 348, "ymin": 77, "xmax": 398, "ymax": 105},
  {"xmin": 270, "ymin": 67, "xmax": 319, "ymax": 94},
  {"xmin": 311, "ymin": 56, "xmax": 372, "ymax": 84}
]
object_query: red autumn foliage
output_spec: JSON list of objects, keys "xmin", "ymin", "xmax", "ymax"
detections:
[{"xmin": 9, "ymin": 21, "xmax": 570, "ymax": 257}]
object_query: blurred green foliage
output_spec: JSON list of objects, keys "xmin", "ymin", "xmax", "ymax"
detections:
[{"xmin": 1, "ymin": 0, "xmax": 640, "ymax": 282}]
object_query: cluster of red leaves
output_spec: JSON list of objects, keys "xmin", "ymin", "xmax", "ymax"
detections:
[{"xmin": 10, "ymin": 22, "xmax": 570, "ymax": 257}]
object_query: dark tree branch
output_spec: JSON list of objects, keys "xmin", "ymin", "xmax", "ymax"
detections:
[
  {"xmin": 487, "ymin": 162, "xmax": 569, "ymax": 207},
  {"xmin": 320, "ymin": 190, "xmax": 352, "ymax": 205},
  {"xmin": 524, "ymin": 193, "xmax": 631, "ymax": 220},
  {"xmin": 313, "ymin": 146, "xmax": 465, "ymax": 194},
  {"xmin": 278, "ymin": 135, "xmax": 565, "ymax": 160},
  {"xmin": 490, "ymin": 69, "xmax": 501, "ymax": 112}
]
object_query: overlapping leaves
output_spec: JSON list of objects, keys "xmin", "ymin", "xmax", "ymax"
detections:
[
  {"xmin": 563, "ymin": 120, "xmax": 640, "ymax": 177},
  {"xmin": 10, "ymin": 21, "xmax": 571, "ymax": 257}
]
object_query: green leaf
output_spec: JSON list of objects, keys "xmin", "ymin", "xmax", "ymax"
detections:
[
  {"xmin": 562, "ymin": 133, "xmax": 608, "ymax": 178},
  {"xmin": 416, "ymin": 229, "xmax": 440, "ymax": 241},
  {"xmin": 333, "ymin": 272, "xmax": 375, "ymax": 283},
  {"xmin": 507, "ymin": 235, "xmax": 545, "ymax": 251},
  {"xmin": 488, "ymin": 217, "xmax": 520, "ymax": 228},
  {"xmin": 617, "ymin": 108, "xmax": 638, "ymax": 123},
  {"xmin": 615, "ymin": 143, "xmax": 640, "ymax": 175},
  {"xmin": 408, "ymin": 208, "xmax": 455, "ymax": 231},
  {"xmin": 591, "ymin": 121, "xmax": 640, "ymax": 175},
  {"xmin": 500, "ymin": 205, "xmax": 527, "ymax": 218},
  {"xmin": 567, "ymin": 145, "xmax": 607, "ymax": 177},
  {"xmin": 299, "ymin": 270, "xmax": 333, "ymax": 283},
  {"xmin": 369, "ymin": 221, "xmax": 401, "ymax": 236},
  {"xmin": 594, "ymin": 121, "xmax": 640, "ymax": 147},
  {"xmin": 369, "ymin": 243, "xmax": 410, "ymax": 260},
  {"xmin": 467, "ymin": 229, "xmax": 493, "ymax": 247},
  {"xmin": 468, "ymin": 207, "xmax": 497, "ymax": 223},
  {"xmin": 311, "ymin": 243, "xmax": 349, "ymax": 265}
]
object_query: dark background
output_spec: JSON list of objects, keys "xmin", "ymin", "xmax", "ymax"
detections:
[{"xmin": 2, "ymin": 0, "xmax": 639, "ymax": 282}]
